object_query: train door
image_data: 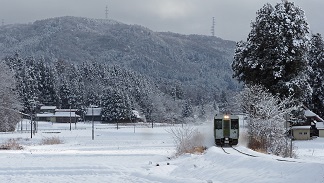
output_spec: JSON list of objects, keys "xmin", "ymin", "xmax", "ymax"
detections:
[
  {"xmin": 214, "ymin": 119, "xmax": 223, "ymax": 139},
  {"xmin": 230, "ymin": 119, "xmax": 239, "ymax": 138},
  {"xmin": 223, "ymin": 119, "xmax": 230, "ymax": 137}
]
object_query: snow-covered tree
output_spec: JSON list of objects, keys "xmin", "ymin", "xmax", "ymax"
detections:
[
  {"xmin": 237, "ymin": 84, "xmax": 295, "ymax": 157},
  {"xmin": 5, "ymin": 55, "xmax": 58, "ymax": 111},
  {"xmin": 308, "ymin": 33, "xmax": 324, "ymax": 117},
  {"xmin": 101, "ymin": 87, "xmax": 132, "ymax": 122},
  {"xmin": 232, "ymin": 1, "xmax": 311, "ymax": 103},
  {"xmin": 0, "ymin": 61, "xmax": 22, "ymax": 132},
  {"xmin": 182, "ymin": 100, "xmax": 193, "ymax": 118}
]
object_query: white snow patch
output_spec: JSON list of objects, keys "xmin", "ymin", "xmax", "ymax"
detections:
[{"xmin": 0, "ymin": 121, "xmax": 323, "ymax": 183}]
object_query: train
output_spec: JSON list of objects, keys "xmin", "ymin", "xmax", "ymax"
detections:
[{"xmin": 214, "ymin": 113, "xmax": 239, "ymax": 146}]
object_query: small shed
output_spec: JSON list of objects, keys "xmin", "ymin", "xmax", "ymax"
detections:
[
  {"xmin": 316, "ymin": 122, "xmax": 324, "ymax": 137},
  {"xmin": 292, "ymin": 126, "xmax": 311, "ymax": 140}
]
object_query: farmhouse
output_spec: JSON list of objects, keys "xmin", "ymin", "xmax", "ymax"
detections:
[
  {"xmin": 289, "ymin": 108, "xmax": 322, "ymax": 140},
  {"xmin": 36, "ymin": 107, "xmax": 80, "ymax": 123}
]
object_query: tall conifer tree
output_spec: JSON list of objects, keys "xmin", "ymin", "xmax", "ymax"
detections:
[
  {"xmin": 232, "ymin": 1, "xmax": 311, "ymax": 102},
  {"xmin": 308, "ymin": 33, "xmax": 324, "ymax": 117}
]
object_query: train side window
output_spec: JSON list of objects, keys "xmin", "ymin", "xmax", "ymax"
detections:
[
  {"xmin": 231, "ymin": 119, "xmax": 238, "ymax": 129},
  {"xmin": 215, "ymin": 119, "xmax": 222, "ymax": 129}
]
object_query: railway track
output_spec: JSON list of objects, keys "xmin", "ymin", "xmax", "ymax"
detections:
[
  {"xmin": 220, "ymin": 146, "xmax": 302, "ymax": 163},
  {"xmin": 220, "ymin": 146, "xmax": 230, "ymax": 154},
  {"xmin": 220, "ymin": 146, "xmax": 258, "ymax": 157},
  {"xmin": 231, "ymin": 146, "xmax": 258, "ymax": 157}
]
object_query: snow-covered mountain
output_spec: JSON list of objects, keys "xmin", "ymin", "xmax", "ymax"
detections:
[{"xmin": 0, "ymin": 16, "xmax": 239, "ymax": 105}]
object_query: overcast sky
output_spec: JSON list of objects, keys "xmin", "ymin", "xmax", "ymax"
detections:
[{"xmin": 0, "ymin": 0, "xmax": 323, "ymax": 41}]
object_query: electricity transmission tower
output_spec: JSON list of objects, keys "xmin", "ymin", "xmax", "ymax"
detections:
[
  {"xmin": 211, "ymin": 17, "xmax": 215, "ymax": 37},
  {"xmin": 105, "ymin": 5, "xmax": 109, "ymax": 19}
]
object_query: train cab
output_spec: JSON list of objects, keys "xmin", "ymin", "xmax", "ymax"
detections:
[{"xmin": 214, "ymin": 114, "xmax": 239, "ymax": 146}]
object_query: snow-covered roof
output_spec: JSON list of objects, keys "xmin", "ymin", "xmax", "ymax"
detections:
[
  {"xmin": 85, "ymin": 108, "xmax": 102, "ymax": 116},
  {"xmin": 36, "ymin": 112, "xmax": 80, "ymax": 118},
  {"xmin": 316, "ymin": 122, "xmax": 324, "ymax": 129},
  {"xmin": 36, "ymin": 113, "xmax": 55, "ymax": 117},
  {"xmin": 40, "ymin": 106, "xmax": 57, "ymax": 110},
  {"xmin": 55, "ymin": 112, "xmax": 80, "ymax": 117},
  {"xmin": 56, "ymin": 109, "xmax": 78, "ymax": 112},
  {"xmin": 292, "ymin": 126, "xmax": 311, "ymax": 130},
  {"xmin": 304, "ymin": 109, "xmax": 316, "ymax": 117},
  {"xmin": 132, "ymin": 110, "xmax": 140, "ymax": 118},
  {"xmin": 304, "ymin": 109, "xmax": 324, "ymax": 122}
]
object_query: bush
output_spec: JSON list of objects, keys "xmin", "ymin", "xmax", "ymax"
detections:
[
  {"xmin": 0, "ymin": 138, "xmax": 23, "ymax": 150},
  {"xmin": 167, "ymin": 125, "xmax": 206, "ymax": 156},
  {"xmin": 40, "ymin": 136, "xmax": 63, "ymax": 145}
]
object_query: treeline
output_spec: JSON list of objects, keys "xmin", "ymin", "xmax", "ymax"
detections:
[{"xmin": 5, "ymin": 54, "xmax": 218, "ymax": 123}]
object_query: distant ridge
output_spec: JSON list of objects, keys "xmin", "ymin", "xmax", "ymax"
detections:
[{"xmin": 0, "ymin": 16, "xmax": 239, "ymax": 99}]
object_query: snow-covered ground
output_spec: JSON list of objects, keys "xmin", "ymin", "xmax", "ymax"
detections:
[{"xmin": 0, "ymin": 120, "xmax": 323, "ymax": 183}]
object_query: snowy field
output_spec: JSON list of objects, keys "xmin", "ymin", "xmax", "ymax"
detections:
[{"xmin": 0, "ymin": 120, "xmax": 324, "ymax": 183}]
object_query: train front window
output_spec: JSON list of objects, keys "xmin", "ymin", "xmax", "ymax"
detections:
[
  {"xmin": 215, "ymin": 119, "xmax": 222, "ymax": 129},
  {"xmin": 231, "ymin": 119, "xmax": 238, "ymax": 129}
]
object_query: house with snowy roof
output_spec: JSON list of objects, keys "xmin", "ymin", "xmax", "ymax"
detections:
[
  {"xmin": 289, "ymin": 107, "xmax": 322, "ymax": 140},
  {"xmin": 36, "ymin": 106, "xmax": 80, "ymax": 123}
]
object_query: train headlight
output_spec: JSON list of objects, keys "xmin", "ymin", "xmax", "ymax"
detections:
[{"xmin": 224, "ymin": 115, "xmax": 230, "ymax": 120}]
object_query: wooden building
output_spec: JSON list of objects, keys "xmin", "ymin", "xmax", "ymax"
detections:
[
  {"xmin": 36, "ymin": 107, "xmax": 80, "ymax": 123},
  {"xmin": 292, "ymin": 126, "xmax": 311, "ymax": 140},
  {"xmin": 289, "ymin": 108, "xmax": 323, "ymax": 140},
  {"xmin": 316, "ymin": 122, "xmax": 324, "ymax": 137}
]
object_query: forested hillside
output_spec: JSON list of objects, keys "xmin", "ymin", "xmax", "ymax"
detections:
[{"xmin": 0, "ymin": 16, "xmax": 239, "ymax": 123}]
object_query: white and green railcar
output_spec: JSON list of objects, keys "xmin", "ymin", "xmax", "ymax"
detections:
[{"xmin": 214, "ymin": 114, "xmax": 239, "ymax": 146}]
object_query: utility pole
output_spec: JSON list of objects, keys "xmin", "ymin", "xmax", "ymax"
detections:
[
  {"xmin": 211, "ymin": 17, "xmax": 215, "ymax": 37},
  {"xmin": 69, "ymin": 104, "xmax": 72, "ymax": 131},
  {"xmin": 92, "ymin": 106, "xmax": 94, "ymax": 140}
]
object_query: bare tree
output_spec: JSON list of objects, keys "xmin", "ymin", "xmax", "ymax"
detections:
[
  {"xmin": 237, "ymin": 85, "xmax": 296, "ymax": 157},
  {"xmin": 166, "ymin": 125, "xmax": 205, "ymax": 156}
]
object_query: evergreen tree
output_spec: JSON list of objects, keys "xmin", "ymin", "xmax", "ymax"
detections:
[
  {"xmin": 308, "ymin": 33, "xmax": 324, "ymax": 117},
  {"xmin": 101, "ymin": 87, "xmax": 132, "ymax": 122},
  {"xmin": 182, "ymin": 100, "xmax": 193, "ymax": 118},
  {"xmin": 232, "ymin": 1, "xmax": 311, "ymax": 102},
  {"xmin": 58, "ymin": 81, "xmax": 71, "ymax": 109},
  {"xmin": 5, "ymin": 55, "xmax": 58, "ymax": 111},
  {"xmin": 198, "ymin": 103, "xmax": 206, "ymax": 119},
  {"xmin": 0, "ymin": 61, "xmax": 22, "ymax": 132},
  {"xmin": 36, "ymin": 59, "xmax": 58, "ymax": 106}
]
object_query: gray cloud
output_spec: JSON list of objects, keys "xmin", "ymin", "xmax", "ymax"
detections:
[{"xmin": 0, "ymin": 0, "xmax": 323, "ymax": 41}]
